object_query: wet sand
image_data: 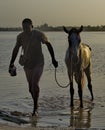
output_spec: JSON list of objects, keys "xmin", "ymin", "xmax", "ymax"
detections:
[
  {"xmin": 0, "ymin": 124, "xmax": 102, "ymax": 130},
  {"xmin": 0, "ymin": 73, "xmax": 105, "ymax": 129}
]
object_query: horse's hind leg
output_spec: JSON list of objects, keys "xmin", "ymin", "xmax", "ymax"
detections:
[
  {"xmin": 85, "ymin": 65, "xmax": 94, "ymax": 101},
  {"xmin": 78, "ymin": 72, "xmax": 84, "ymax": 108}
]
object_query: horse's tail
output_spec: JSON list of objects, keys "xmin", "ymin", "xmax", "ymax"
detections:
[
  {"xmin": 81, "ymin": 43, "xmax": 92, "ymax": 51},
  {"xmin": 86, "ymin": 44, "xmax": 92, "ymax": 51},
  {"xmin": 88, "ymin": 45, "xmax": 92, "ymax": 51},
  {"xmin": 81, "ymin": 73, "xmax": 85, "ymax": 89}
]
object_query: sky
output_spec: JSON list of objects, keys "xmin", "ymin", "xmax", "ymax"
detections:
[{"xmin": 0, "ymin": 0, "xmax": 105, "ymax": 27}]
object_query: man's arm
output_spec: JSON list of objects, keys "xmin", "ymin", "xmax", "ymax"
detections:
[
  {"xmin": 9, "ymin": 44, "xmax": 20, "ymax": 67},
  {"xmin": 9, "ymin": 34, "xmax": 22, "ymax": 67},
  {"xmin": 45, "ymin": 41, "xmax": 58, "ymax": 68}
]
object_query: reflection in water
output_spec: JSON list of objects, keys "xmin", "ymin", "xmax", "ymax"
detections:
[
  {"xmin": 70, "ymin": 107, "xmax": 92, "ymax": 128},
  {"xmin": 0, "ymin": 97, "xmax": 94, "ymax": 127},
  {"xmin": 30, "ymin": 116, "xmax": 38, "ymax": 127}
]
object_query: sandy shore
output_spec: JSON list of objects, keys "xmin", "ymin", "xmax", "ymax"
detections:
[
  {"xmin": 0, "ymin": 124, "xmax": 101, "ymax": 130},
  {"xmin": 0, "ymin": 124, "xmax": 76, "ymax": 130}
]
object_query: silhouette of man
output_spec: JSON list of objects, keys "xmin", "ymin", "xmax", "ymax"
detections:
[{"xmin": 9, "ymin": 18, "xmax": 58, "ymax": 116}]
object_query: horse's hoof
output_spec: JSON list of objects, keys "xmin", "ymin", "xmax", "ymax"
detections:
[
  {"xmin": 70, "ymin": 104, "xmax": 74, "ymax": 107},
  {"xmin": 32, "ymin": 111, "xmax": 38, "ymax": 117},
  {"xmin": 91, "ymin": 97, "xmax": 94, "ymax": 101},
  {"xmin": 80, "ymin": 104, "xmax": 83, "ymax": 108}
]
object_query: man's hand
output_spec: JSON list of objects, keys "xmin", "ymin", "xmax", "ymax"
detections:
[
  {"xmin": 52, "ymin": 59, "xmax": 58, "ymax": 68},
  {"xmin": 8, "ymin": 64, "xmax": 17, "ymax": 76},
  {"xmin": 9, "ymin": 64, "xmax": 14, "ymax": 73}
]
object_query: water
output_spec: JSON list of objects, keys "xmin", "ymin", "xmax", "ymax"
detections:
[{"xmin": 0, "ymin": 31, "xmax": 105, "ymax": 128}]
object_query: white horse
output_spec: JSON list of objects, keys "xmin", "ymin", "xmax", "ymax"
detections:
[{"xmin": 63, "ymin": 26, "xmax": 94, "ymax": 107}]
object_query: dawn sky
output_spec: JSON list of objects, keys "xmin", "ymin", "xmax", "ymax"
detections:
[{"xmin": 0, "ymin": 0, "xmax": 105, "ymax": 27}]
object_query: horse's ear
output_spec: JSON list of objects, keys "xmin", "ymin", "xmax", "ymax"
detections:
[
  {"xmin": 63, "ymin": 26, "xmax": 69, "ymax": 33},
  {"xmin": 78, "ymin": 25, "xmax": 83, "ymax": 32}
]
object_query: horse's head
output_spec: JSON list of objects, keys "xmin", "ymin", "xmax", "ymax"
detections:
[{"xmin": 63, "ymin": 26, "xmax": 83, "ymax": 63}]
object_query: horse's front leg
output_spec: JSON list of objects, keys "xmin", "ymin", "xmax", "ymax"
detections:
[
  {"xmin": 70, "ymin": 81, "xmax": 74, "ymax": 107},
  {"xmin": 68, "ymin": 71, "xmax": 74, "ymax": 107},
  {"xmin": 78, "ymin": 72, "xmax": 84, "ymax": 108},
  {"xmin": 65, "ymin": 56, "xmax": 74, "ymax": 107},
  {"xmin": 78, "ymin": 83, "xmax": 83, "ymax": 108}
]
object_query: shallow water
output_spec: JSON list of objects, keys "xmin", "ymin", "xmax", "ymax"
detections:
[{"xmin": 0, "ymin": 31, "xmax": 105, "ymax": 128}]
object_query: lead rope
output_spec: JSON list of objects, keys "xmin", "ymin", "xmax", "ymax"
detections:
[{"xmin": 54, "ymin": 68, "xmax": 70, "ymax": 88}]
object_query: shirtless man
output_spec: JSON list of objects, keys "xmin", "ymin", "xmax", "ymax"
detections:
[{"xmin": 9, "ymin": 18, "xmax": 58, "ymax": 116}]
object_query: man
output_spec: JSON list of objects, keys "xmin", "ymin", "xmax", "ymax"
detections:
[{"xmin": 9, "ymin": 18, "xmax": 58, "ymax": 116}]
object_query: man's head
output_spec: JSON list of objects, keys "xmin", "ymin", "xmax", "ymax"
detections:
[{"xmin": 22, "ymin": 18, "xmax": 33, "ymax": 32}]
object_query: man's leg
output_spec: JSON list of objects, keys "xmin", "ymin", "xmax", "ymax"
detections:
[
  {"xmin": 24, "ymin": 63, "xmax": 44, "ymax": 116},
  {"xmin": 31, "ymin": 64, "xmax": 44, "ymax": 115}
]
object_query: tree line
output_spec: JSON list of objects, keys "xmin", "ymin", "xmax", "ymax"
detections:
[{"xmin": 1, "ymin": 23, "xmax": 105, "ymax": 31}]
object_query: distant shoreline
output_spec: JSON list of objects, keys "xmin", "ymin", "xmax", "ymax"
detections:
[{"xmin": 0, "ymin": 24, "xmax": 105, "ymax": 31}]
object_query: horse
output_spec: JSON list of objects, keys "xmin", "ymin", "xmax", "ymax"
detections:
[{"xmin": 63, "ymin": 26, "xmax": 94, "ymax": 108}]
